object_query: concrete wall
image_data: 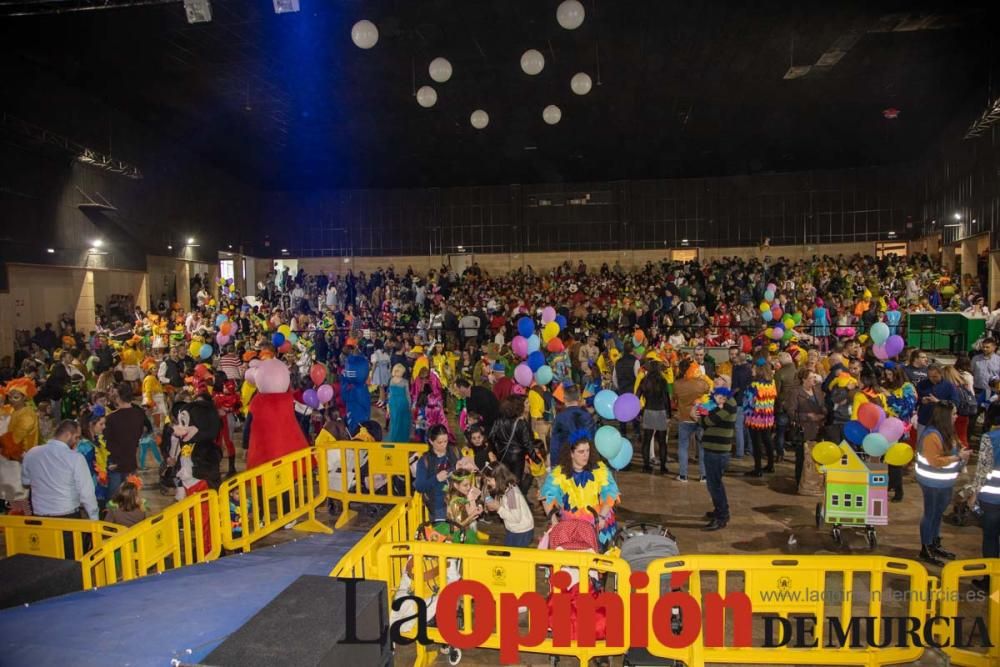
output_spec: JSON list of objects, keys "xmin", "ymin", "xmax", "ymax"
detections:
[{"xmin": 287, "ymin": 241, "xmax": 882, "ymax": 276}]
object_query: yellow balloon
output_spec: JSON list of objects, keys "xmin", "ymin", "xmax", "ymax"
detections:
[
  {"xmin": 278, "ymin": 324, "xmax": 292, "ymax": 338},
  {"xmin": 542, "ymin": 321, "xmax": 560, "ymax": 342},
  {"xmin": 811, "ymin": 441, "xmax": 842, "ymax": 466},
  {"xmin": 188, "ymin": 342, "xmax": 201, "ymax": 358},
  {"xmin": 884, "ymin": 443, "xmax": 914, "ymax": 467}
]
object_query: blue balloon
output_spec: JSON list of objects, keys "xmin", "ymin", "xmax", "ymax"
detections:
[
  {"xmin": 595, "ymin": 425, "xmax": 623, "ymax": 460},
  {"xmin": 272, "ymin": 332, "xmax": 285, "ymax": 347},
  {"xmin": 534, "ymin": 365, "xmax": 553, "ymax": 385},
  {"xmin": 844, "ymin": 420, "xmax": 869, "ymax": 446},
  {"xmin": 215, "ymin": 314, "xmax": 227, "ymax": 327},
  {"xmin": 609, "ymin": 438, "xmax": 634, "ymax": 470},
  {"xmin": 527, "ymin": 351, "xmax": 545, "ymax": 372},
  {"xmin": 594, "ymin": 389, "xmax": 619, "ymax": 421},
  {"xmin": 517, "ymin": 317, "xmax": 535, "ymax": 338},
  {"xmin": 762, "ymin": 310, "xmax": 773, "ymax": 322},
  {"xmin": 527, "ymin": 334, "xmax": 541, "ymax": 353},
  {"xmin": 555, "ymin": 314, "xmax": 567, "ymax": 330}
]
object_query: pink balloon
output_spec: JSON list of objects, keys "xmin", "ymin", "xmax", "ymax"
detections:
[
  {"xmin": 541, "ymin": 306, "xmax": 557, "ymax": 324},
  {"xmin": 512, "ymin": 336, "xmax": 529, "ymax": 359},
  {"xmin": 873, "ymin": 344, "xmax": 889, "ymax": 361},
  {"xmin": 878, "ymin": 417, "xmax": 905, "ymax": 443},
  {"xmin": 514, "ymin": 363, "xmax": 533, "ymax": 387},
  {"xmin": 317, "ymin": 384, "xmax": 334, "ymax": 404},
  {"xmin": 216, "ymin": 332, "xmax": 230, "ymax": 346}
]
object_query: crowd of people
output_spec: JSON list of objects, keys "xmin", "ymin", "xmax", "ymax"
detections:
[{"xmin": 0, "ymin": 251, "xmax": 997, "ymax": 586}]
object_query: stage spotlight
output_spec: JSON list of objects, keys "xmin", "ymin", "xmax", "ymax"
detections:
[
  {"xmin": 273, "ymin": 0, "xmax": 299, "ymax": 13},
  {"xmin": 183, "ymin": 0, "xmax": 212, "ymax": 24}
]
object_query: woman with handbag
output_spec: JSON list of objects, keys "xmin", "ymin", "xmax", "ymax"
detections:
[
  {"xmin": 488, "ymin": 395, "xmax": 534, "ymax": 496},
  {"xmin": 791, "ymin": 368, "xmax": 827, "ymax": 486}
]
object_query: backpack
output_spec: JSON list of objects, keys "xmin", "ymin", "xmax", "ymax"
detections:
[{"xmin": 957, "ymin": 385, "xmax": 978, "ymax": 417}]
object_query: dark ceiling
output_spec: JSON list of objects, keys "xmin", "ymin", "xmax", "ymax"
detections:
[{"xmin": 1, "ymin": 0, "xmax": 997, "ymax": 190}]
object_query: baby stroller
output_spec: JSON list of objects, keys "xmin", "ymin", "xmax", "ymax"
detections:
[
  {"xmin": 541, "ymin": 509, "xmax": 613, "ymax": 667},
  {"xmin": 389, "ymin": 518, "xmax": 468, "ymax": 665},
  {"xmin": 614, "ymin": 523, "xmax": 684, "ymax": 667}
]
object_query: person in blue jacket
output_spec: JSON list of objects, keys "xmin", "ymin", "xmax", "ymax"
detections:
[
  {"xmin": 915, "ymin": 365, "xmax": 960, "ymax": 439},
  {"xmin": 414, "ymin": 424, "xmax": 460, "ymax": 522}
]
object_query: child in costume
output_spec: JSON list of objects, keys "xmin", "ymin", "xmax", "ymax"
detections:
[
  {"xmin": 0, "ymin": 378, "xmax": 40, "ymax": 462},
  {"xmin": 213, "ymin": 379, "xmax": 241, "ymax": 477},
  {"xmin": 142, "ymin": 360, "xmax": 166, "ymax": 432},
  {"xmin": 483, "ymin": 462, "xmax": 534, "ymax": 547},
  {"xmin": 137, "ymin": 421, "xmax": 162, "ymax": 471},
  {"xmin": 443, "ymin": 471, "xmax": 482, "ymax": 544},
  {"xmin": 104, "ymin": 475, "xmax": 149, "ymax": 527}
]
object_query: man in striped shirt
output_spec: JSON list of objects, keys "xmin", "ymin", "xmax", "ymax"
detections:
[
  {"xmin": 698, "ymin": 386, "xmax": 738, "ymax": 531},
  {"xmin": 217, "ymin": 346, "xmax": 242, "ymax": 381}
]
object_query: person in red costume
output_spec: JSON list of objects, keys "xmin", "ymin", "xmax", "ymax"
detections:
[
  {"xmin": 247, "ymin": 359, "xmax": 308, "ymax": 470},
  {"xmin": 214, "ymin": 379, "xmax": 241, "ymax": 478}
]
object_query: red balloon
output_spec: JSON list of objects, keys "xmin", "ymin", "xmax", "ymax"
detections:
[
  {"xmin": 278, "ymin": 341, "xmax": 292, "ymax": 354},
  {"xmin": 310, "ymin": 363, "xmax": 327, "ymax": 386},
  {"xmin": 546, "ymin": 337, "xmax": 565, "ymax": 353},
  {"xmin": 857, "ymin": 402, "xmax": 882, "ymax": 431}
]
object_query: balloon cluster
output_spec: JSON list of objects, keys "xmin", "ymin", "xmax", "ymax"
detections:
[
  {"xmin": 595, "ymin": 425, "xmax": 633, "ymax": 471},
  {"xmin": 270, "ymin": 324, "xmax": 296, "ymax": 354},
  {"xmin": 188, "ymin": 338, "xmax": 213, "ymax": 361},
  {"xmin": 812, "ymin": 402, "xmax": 914, "ymax": 466},
  {"xmin": 760, "ymin": 283, "xmax": 800, "ymax": 342},
  {"xmin": 301, "ymin": 363, "xmax": 336, "ymax": 409},
  {"xmin": 868, "ymin": 322, "xmax": 905, "ymax": 361},
  {"xmin": 511, "ymin": 307, "xmax": 567, "ymax": 387},
  {"xmin": 215, "ymin": 313, "xmax": 234, "ymax": 347}
]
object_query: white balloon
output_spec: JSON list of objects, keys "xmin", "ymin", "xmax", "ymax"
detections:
[
  {"xmin": 542, "ymin": 105, "xmax": 562, "ymax": 125},
  {"xmin": 351, "ymin": 20, "xmax": 379, "ymax": 49},
  {"xmin": 520, "ymin": 49, "xmax": 545, "ymax": 76},
  {"xmin": 571, "ymin": 71, "xmax": 593, "ymax": 95},
  {"xmin": 556, "ymin": 0, "xmax": 585, "ymax": 30},
  {"xmin": 416, "ymin": 86, "xmax": 437, "ymax": 108},
  {"xmin": 470, "ymin": 109, "xmax": 489, "ymax": 129},
  {"xmin": 428, "ymin": 57, "xmax": 452, "ymax": 83}
]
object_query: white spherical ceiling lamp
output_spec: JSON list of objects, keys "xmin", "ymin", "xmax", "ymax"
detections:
[
  {"xmin": 470, "ymin": 109, "xmax": 490, "ymax": 129},
  {"xmin": 416, "ymin": 86, "xmax": 437, "ymax": 108},
  {"xmin": 351, "ymin": 20, "xmax": 379, "ymax": 49},
  {"xmin": 556, "ymin": 0, "xmax": 586, "ymax": 30},
  {"xmin": 570, "ymin": 71, "xmax": 593, "ymax": 95},
  {"xmin": 520, "ymin": 49, "xmax": 545, "ymax": 76},
  {"xmin": 542, "ymin": 105, "xmax": 562, "ymax": 125},
  {"xmin": 428, "ymin": 57, "xmax": 453, "ymax": 83}
]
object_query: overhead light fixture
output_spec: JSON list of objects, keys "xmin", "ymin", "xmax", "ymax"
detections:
[
  {"xmin": 228, "ymin": 245, "xmax": 233, "ymax": 249},
  {"xmin": 281, "ymin": 249, "xmax": 288, "ymax": 253},
  {"xmin": 187, "ymin": 237, "xmax": 195, "ymax": 244},
  {"xmin": 343, "ymin": 257, "xmax": 350, "ymax": 263},
  {"xmin": 681, "ymin": 239, "xmax": 690, "ymax": 245},
  {"xmin": 457, "ymin": 245, "xmax": 465, "ymax": 251},
  {"xmin": 92, "ymin": 239, "xmax": 103, "ymax": 247},
  {"xmin": 953, "ymin": 212, "xmax": 962, "ymax": 220},
  {"xmin": 183, "ymin": 0, "xmax": 212, "ymax": 23},
  {"xmin": 944, "ymin": 223, "xmax": 960, "ymax": 228},
  {"xmin": 167, "ymin": 245, "xmax": 173, "ymax": 250},
  {"xmin": 273, "ymin": 0, "xmax": 299, "ymax": 13},
  {"xmin": 887, "ymin": 231, "xmax": 897, "ymax": 237},
  {"xmin": 46, "ymin": 248, "xmax": 54, "ymax": 253}
]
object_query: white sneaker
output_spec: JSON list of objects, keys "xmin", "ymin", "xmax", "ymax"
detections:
[{"xmin": 676, "ymin": 475, "xmax": 688, "ymax": 482}]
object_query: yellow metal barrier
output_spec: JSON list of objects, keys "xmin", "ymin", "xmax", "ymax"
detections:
[
  {"xmin": 330, "ymin": 494, "xmax": 425, "ymax": 580},
  {"xmin": 218, "ymin": 446, "xmax": 331, "ymax": 553},
  {"xmin": 317, "ymin": 439, "xmax": 426, "ymax": 528},
  {"xmin": 376, "ymin": 540, "xmax": 631, "ymax": 666},
  {"xmin": 0, "ymin": 515, "xmax": 123, "ymax": 560},
  {"xmin": 643, "ymin": 554, "xmax": 931, "ymax": 667},
  {"xmin": 939, "ymin": 559, "xmax": 1000, "ymax": 667},
  {"xmin": 80, "ymin": 489, "xmax": 221, "ymax": 589}
]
